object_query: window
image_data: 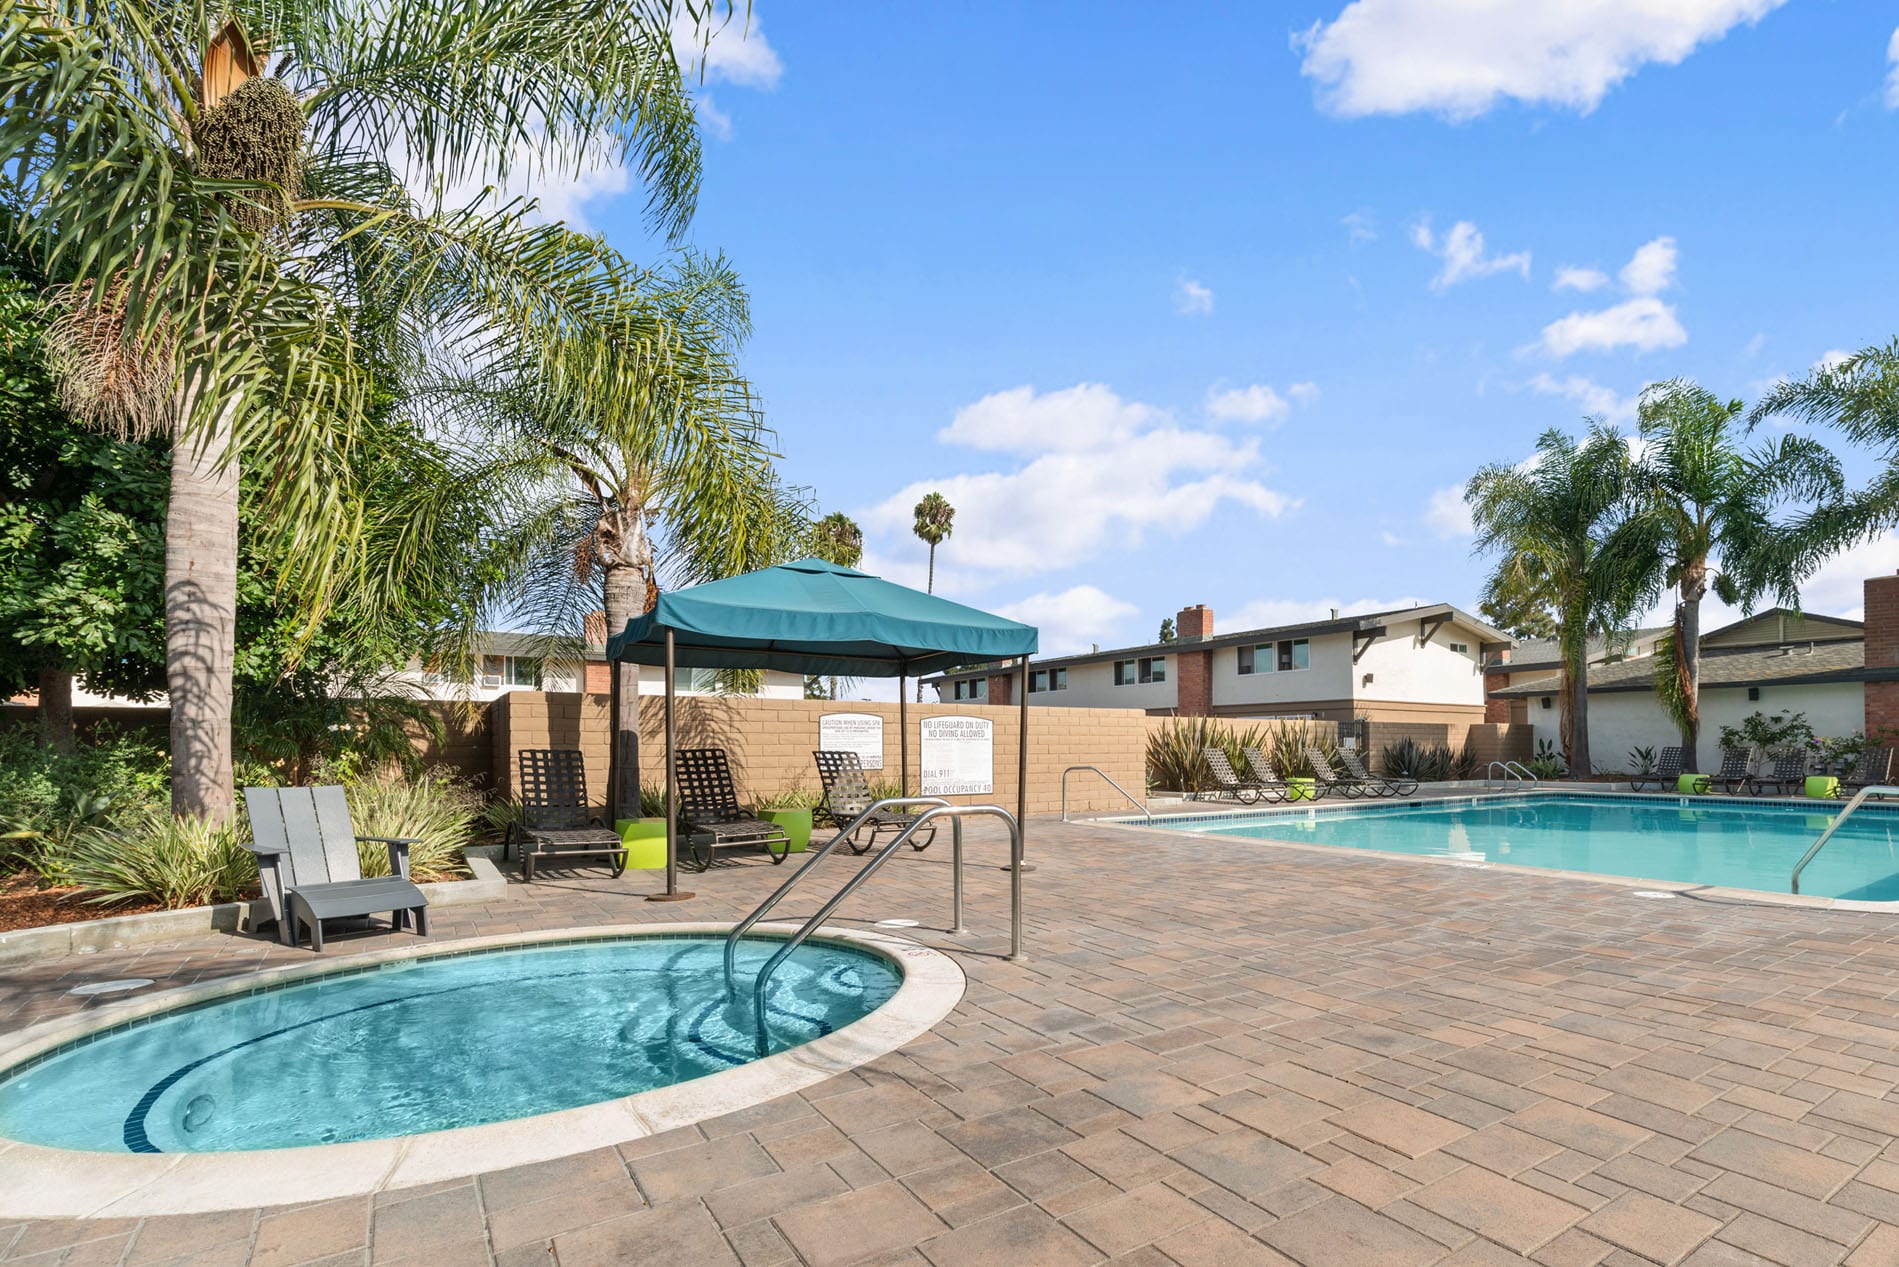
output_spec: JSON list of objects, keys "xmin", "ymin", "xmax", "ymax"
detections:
[
  {"xmin": 1114, "ymin": 658, "xmax": 1166, "ymax": 685},
  {"xmin": 1028, "ymin": 668, "xmax": 1068, "ymax": 693},
  {"xmin": 1237, "ymin": 644, "xmax": 1271, "ymax": 675},
  {"xmin": 684, "ymin": 667, "xmax": 721, "ymax": 693},
  {"xmin": 1448, "ymin": 642, "xmax": 1469, "ymax": 654},
  {"xmin": 1277, "ymin": 639, "xmax": 1309, "ymax": 672},
  {"xmin": 505, "ymin": 656, "xmax": 542, "ymax": 688},
  {"xmin": 953, "ymin": 678, "xmax": 987, "ymax": 701}
]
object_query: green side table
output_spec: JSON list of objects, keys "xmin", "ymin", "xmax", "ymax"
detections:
[
  {"xmin": 615, "ymin": 817, "xmax": 669, "ymax": 870},
  {"xmin": 757, "ymin": 808, "xmax": 812, "ymax": 853},
  {"xmin": 1804, "ymin": 775, "xmax": 1841, "ymax": 799},
  {"xmin": 1677, "ymin": 774, "xmax": 1712, "ymax": 795},
  {"xmin": 1286, "ymin": 778, "xmax": 1316, "ymax": 802}
]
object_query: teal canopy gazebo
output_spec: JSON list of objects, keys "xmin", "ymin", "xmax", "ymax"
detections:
[{"xmin": 606, "ymin": 558, "xmax": 1040, "ymax": 897}]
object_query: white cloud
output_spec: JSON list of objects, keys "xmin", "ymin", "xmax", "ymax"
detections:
[
  {"xmin": 1815, "ymin": 349, "xmax": 1852, "ymax": 371},
  {"xmin": 419, "ymin": 135, "xmax": 630, "ymax": 232},
  {"xmin": 1553, "ymin": 266, "xmax": 1610, "ymax": 293},
  {"xmin": 994, "ymin": 586, "xmax": 1139, "ymax": 657},
  {"xmin": 863, "ymin": 384, "xmax": 1299, "ymax": 582},
  {"xmin": 693, "ymin": 97, "xmax": 734, "ymax": 142},
  {"xmin": 1379, "ymin": 530, "xmax": 1410, "ymax": 547},
  {"xmin": 1288, "ymin": 381, "xmax": 1322, "ymax": 404},
  {"xmin": 1206, "ymin": 384, "xmax": 1290, "ymax": 425},
  {"xmin": 1342, "ymin": 210, "xmax": 1378, "ymax": 242},
  {"xmin": 674, "ymin": 10, "xmax": 784, "ymax": 88},
  {"xmin": 1537, "ymin": 296, "xmax": 1687, "ymax": 358},
  {"xmin": 1296, "ymin": 0, "xmax": 1788, "ymax": 119},
  {"xmin": 1426, "ymin": 485, "xmax": 1474, "ymax": 539},
  {"xmin": 1224, "ymin": 595, "xmax": 1433, "ymax": 632},
  {"xmin": 1745, "ymin": 332, "xmax": 1768, "ymax": 358},
  {"xmin": 1413, "ymin": 219, "xmax": 1531, "ymax": 290},
  {"xmin": 1528, "ymin": 372, "xmax": 1639, "ymax": 424},
  {"xmin": 1619, "ymin": 236, "xmax": 1679, "ymax": 295},
  {"xmin": 1174, "ymin": 278, "xmax": 1215, "ymax": 315},
  {"xmin": 1886, "ymin": 27, "xmax": 1899, "ymax": 108}
]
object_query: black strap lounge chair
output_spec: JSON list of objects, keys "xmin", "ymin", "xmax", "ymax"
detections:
[
  {"xmin": 1712, "ymin": 747, "xmax": 1753, "ymax": 795},
  {"xmin": 509, "ymin": 749, "xmax": 626, "ymax": 881},
  {"xmin": 1304, "ymin": 746, "xmax": 1356, "ymax": 799},
  {"xmin": 1629, "ymin": 746, "xmax": 1684, "ymax": 792},
  {"xmin": 1336, "ymin": 748, "xmax": 1417, "ymax": 797},
  {"xmin": 1201, "ymin": 747, "xmax": 1277, "ymax": 804},
  {"xmin": 676, "ymin": 748, "xmax": 793, "ymax": 871},
  {"xmin": 813, "ymin": 750, "xmax": 936, "ymax": 854},
  {"xmin": 243, "ymin": 786, "xmax": 428, "ymax": 953},
  {"xmin": 1240, "ymin": 748, "xmax": 1293, "ymax": 802},
  {"xmin": 1843, "ymin": 746, "xmax": 1892, "ymax": 793},
  {"xmin": 1751, "ymin": 753, "xmax": 1808, "ymax": 798}
]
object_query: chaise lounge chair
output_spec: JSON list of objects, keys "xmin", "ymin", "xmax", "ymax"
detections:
[
  {"xmin": 1304, "ymin": 746, "xmax": 1356, "ymax": 799},
  {"xmin": 1202, "ymin": 747, "xmax": 1279, "ymax": 804},
  {"xmin": 1842, "ymin": 746, "xmax": 1893, "ymax": 794},
  {"xmin": 1629, "ymin": 746, "xmax": 1684, "ymax": 792},
  {"xmin": 1711, "ymin": 747, "xmax": 1753, "ymax": 795},
  {"xmin": 676, "ymin": 748, "xmax": 794, "ymax": 871},
  {"xmin": 814, "ymin": 749, "xmax": 936, "ymax": 854},
  {"xmin": 509, "ymin": 749, "xmax": 627, "ymax": 881},
  {"xmin": 1335, "ymin": 749, "xmax": 1417, "ymax": 797},
  {"xmin": 1241, "ymin": 748, "xmax": 1296, "ymax": 802},
  {"xmin": 1751, "ymin": 753, "xmax": 1808, "ymax": 798},
  {"xmin": 244, "ymin": 786, "xmax": 428, "ymax": 953}
]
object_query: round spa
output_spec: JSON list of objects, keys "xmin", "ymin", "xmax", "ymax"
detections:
[{"xmin": 0, "ymin": 925, "xmax": 964, "ymax": 1217}]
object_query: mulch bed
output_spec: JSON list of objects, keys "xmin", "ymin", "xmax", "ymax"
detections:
[{"xmin": 0, "ymin": 873, "xmax": 160, "ymax": 933}]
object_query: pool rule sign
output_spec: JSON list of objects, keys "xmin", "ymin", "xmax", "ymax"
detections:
[
  {"xmin": 920, "ymin": 716, "xmax": 993, "ymax": 795},
  {"xmin": 818, "ymin": 712, "xmax": 884, "ymax": 770}
]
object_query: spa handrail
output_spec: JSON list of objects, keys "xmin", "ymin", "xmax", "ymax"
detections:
[
  {"xmin": 1061, "ymin": 765, "xmax": 1151, "ymax": 823},
  {"xmin": 724, "ymin": 795, "xmax": 951, "ymax": 992},
  {"xmin": 1484, "ymin": 760, "xmax": 1539, "ymax": 791},
  {"xmin": 747, "ymin": 803, "xmax": 1022, "ymax": 1056},
  {"xmin": 1791, "ymin": 784, "xmax": 1899, "ymax": 894}
]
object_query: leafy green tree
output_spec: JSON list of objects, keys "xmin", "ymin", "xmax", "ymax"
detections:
[
  {"xmin": 1467, "ymin": 425, "xmax": 1648, "ymax": 778},
  {"xmin": 0, "ymin": 275, "xmax": 166, "ymax": 751},
  {"xmin": 1158, "ymin": 617, "xmax": 1176, "ymax": 643},
  {"xmin": 1625, "ymin": 380, "xmax": 1842, "ymax": 770},
  {"xmin": 3, "ymin": 0, "xmax": 711, "ymax": 820},
  {"xmin": 1478, "ymin": 564, "xmax": 1560, "ymax": 640}
]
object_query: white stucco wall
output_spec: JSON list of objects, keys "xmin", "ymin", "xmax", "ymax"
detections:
[
  {"xmin": 1210, "ymin": 632, "xmax": 1352, "ymax": 707},
  {"xmin": 1525, "ymin": 682, "xmax": 1865, "ymax": 774},
  {"xmin": 1042, "ymin": 657, "xmax": 1177, "ymax": 710},
  {"xmin": 1350, "ymin": 617, "xmax": 1487, "ymax": 707}
]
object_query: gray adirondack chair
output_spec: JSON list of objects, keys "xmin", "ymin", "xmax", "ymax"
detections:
[{"xmin": 243, "ymin": 786, "xmax": 429, "ymax": 952}]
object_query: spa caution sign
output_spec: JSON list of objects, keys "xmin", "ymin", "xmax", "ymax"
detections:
[{"xmin": 920, "ymin": 716, "xmax": 993, "ymax": 795}]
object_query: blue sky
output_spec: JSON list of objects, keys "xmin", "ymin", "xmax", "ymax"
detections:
[{"xmin": 572, "ymin": 2, "xmax": 1899, "ymax": 659}]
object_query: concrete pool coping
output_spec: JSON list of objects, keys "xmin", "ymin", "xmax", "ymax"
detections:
[
  {"xmin": 1089, "ymin": 786, "xmax": 1899, "ymax": 913},
  {"xmin": 0, "ymin": 922, "xmax": 966, "ymax": 1218}
]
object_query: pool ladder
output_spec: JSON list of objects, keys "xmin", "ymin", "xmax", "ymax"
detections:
[
  {"xmin": 1790, "ymin": 784, "xmax": 1899, "ymax": 894},
  {"xmin": 1060, "ymin": 765, "xmax": 1151, "ymax": 823},
  {"xmin": 723, "ymin": 797, "xmax": 1024, "ymax": 1056},
  {"xmin": 1484, "ymin": 760, "xmax": 1539, "ymax": 791}
]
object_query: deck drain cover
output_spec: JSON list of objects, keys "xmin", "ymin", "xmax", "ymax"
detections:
[
  {"xmin": 1632, "ymin": 891, "xmax": 1676, "ymax": 900},
  {"xmin": 874, "ymin": 919, "xmax": 920, "ymax": 928},
  {"xmin": 66, "ymin": 978, "xmax": 155, "ymax": 996}
]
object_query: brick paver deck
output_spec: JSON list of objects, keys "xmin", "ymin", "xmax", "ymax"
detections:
[{"xmin": 7, "ymin": 818, "xmax": 1899, "ymax": 1265}]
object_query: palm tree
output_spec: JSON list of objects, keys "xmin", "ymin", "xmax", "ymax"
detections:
[
  {"xmin": 1467, "ymin": 425, "xmax": 1649, "ymax": 778},
  {"xmin": 454, "ymin": 256, "xmax": 811, "ymax": 815},
  {"xmin": 812, "ymin": 512, "xmax": 865, "ymax": 569},
  {"xmin": 1627, "ymin": 381, "xmax": 1843, "ymax": 770},
  {"xmin": 912, "ymin": 492, "xmax": 955, "ymax": 593},
  {"xmin": 4, "ymin": 0, "xmax": 707, "ymax": 820},
  {"xmin": 1752, "ymin": 341, "xmax": 1899, "ymax": 555}
]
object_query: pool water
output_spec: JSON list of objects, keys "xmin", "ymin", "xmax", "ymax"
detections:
[
  {"xmin": 1166, "ymin": 794, "xmax": 1899, "ymax": 902},
  {"xmin": 0, "ymin": 936, "xmax": 899, "ymax": 1154}
]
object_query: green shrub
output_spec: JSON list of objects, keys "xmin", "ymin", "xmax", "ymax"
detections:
[
  {"xmin": 1527, "ymin": 738, "xmax": 1568, "ymax": 780},
  {"xmin": 1381, "ymin": 737, "xmax": 1456, "ymax": 782},
  {"xmin": 1449, "ymin": 745, "xmax": 1480, "ymax": 781},
  {"xmin": 754, "ymin": 785, "xmax": 824, "ymax": 811},
  {"xmin": 1267, "ymin": 719, "xmax": 1336, "ymax": 780},
  {"xmin": 1627, "ymin": 744, "xmax": 1657, "ymax": 776},
  {"xmin": 0, "ymin": 725, "xmax": 167, "ymax": 879},
  {"xmin": 344, "ymin": 771, "xmax": 478, "ymax": 882},
  {"xmin": 65, "ymin": 810, "xmax": 257, "ymax": 909},
  {"xmin": 1147, "ymin": 717, "xmax": 1279, "ymax": 791}
]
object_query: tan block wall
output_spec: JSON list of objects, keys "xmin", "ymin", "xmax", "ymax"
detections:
[
  {"xmin": 486, "ymin": 692, "xmax": 1153, "ymax": 818},
  {"xmin": 410, "ymin": 704, "xmax": 493, "ymax": 788},
  {"xmin": 1362, "ymin": 719, "xmax": 1533, "ymax": 772}
]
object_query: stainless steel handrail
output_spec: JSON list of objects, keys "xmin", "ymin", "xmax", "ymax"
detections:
[
  {"xmin": 1792, "ymin": 783, "xmax": 1899, "ymax": 893},
  {"xmin": 1503, "ymin": 760, "xmax": 1541, "ymax": 789},
  {"xmin": 1484, "ymin": 761, "xmax": 1522, "ymax": 791},
  {"xmin": 723, "ymin": 795, "xmax": 952, "ymax": 993},
  {"xmin": 1061, "ymin": 765, "xmax": 1151, "ymax": 823},
  {"xmin": 745, "ymin": 804, "xmax": 1022, "ymax": 1056}
]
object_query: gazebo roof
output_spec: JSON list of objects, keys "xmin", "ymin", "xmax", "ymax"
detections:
[{"xmin": 605, "ymin": 558, "xmax": 1039, "ymax": 677}]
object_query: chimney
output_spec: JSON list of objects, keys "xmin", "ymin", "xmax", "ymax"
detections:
[
  {"xmin": 1176, "ymin": 604, "xmax": 1213, "ymax": 641},
  {"xmin": 583, "ymin": 610, "xmax": 608, "ymax": 647},
  {"xmin": 1862, "ymin": 573, "xmax": 1899, "ymax": 740}
]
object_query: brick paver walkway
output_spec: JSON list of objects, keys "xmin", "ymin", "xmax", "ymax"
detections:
[{"xmin": 6, "ymin": 819, "xmax": 1899, "ymax": 1265}]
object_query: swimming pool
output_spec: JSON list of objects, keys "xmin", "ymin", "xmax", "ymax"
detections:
[
  {"xmin": 1148, "ymin": 793, "xmax": 1899, "ymax": 902},
  {"xmin": 0, "ymin": 934, "xmax": 898, "ymax": 1154}
]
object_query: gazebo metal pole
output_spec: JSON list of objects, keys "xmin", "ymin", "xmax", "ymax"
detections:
[
  {"xmin": 606, "ymin": 653, "xmax": 621, "ymax": 825},
  {"xmin": 649, "ymin": 627, "xmax": 694, "ymax": 902},
  {"xmin": 898, "ymin": 667, "xmax": 909, "ymax": 798},
  {"xmin": 1016, "ymin": 654, "xmax": 1034, "ymax": 873}
]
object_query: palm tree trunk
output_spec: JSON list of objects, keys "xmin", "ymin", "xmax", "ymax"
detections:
[
  {"xmin": 166, "ymin": 395, "xmax": 241, "ymax": 823},
  {"xmin": 37, "ymin": 664, "xmax": 75, "ymax": 756},
  {"xmin": 919, "ymin": 544, "xmax": 935, "ymax": 703},
  {"xmin": 1570, "ymin": 660, "xmax": 1591, "ymax": 779},
  {"xmin": 1678, "ymin": 566, "xmax": 1705, "ymax": 772},
  {"xmin": 604, "ymin": 563, "xmax": 646, "ymax": 820}
]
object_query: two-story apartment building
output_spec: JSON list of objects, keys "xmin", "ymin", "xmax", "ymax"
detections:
[{"xmin": 925, "ymin": 602, "xmax": 1512, "ymax": 725}]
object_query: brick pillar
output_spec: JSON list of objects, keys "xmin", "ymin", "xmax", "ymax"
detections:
[
  {"xmin": 1484, "ymin": 672, "xmax": 1511, "ymax": 722},
  {"xmin": 1865, "ymin": 575, "xmax": 1899, "ymax": 740},
  {"xmin": 584, "ymin": 659, "xmax": 611, "ymax": 694},
  {"xmin": 1173, "ymin": 604, "xmax": 1214, "ymax": 716},
  {"xmin": 1177, "ymin": 604, "xmax": 1213, "ymax": 640}
]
